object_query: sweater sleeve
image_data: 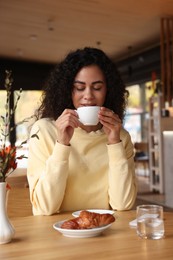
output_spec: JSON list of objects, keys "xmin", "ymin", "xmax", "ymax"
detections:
[
  {"xmin": 107, "ymin": 130, "xmax": 137, "ymax": 210},
  {"xmin": 27, "ymin": 120, "xmax": 70, "ymax": 215}
]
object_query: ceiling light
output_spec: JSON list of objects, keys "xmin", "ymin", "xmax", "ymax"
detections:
[
  {"xmin": 16, "ymin": 48, "xmax": 23, "ymax": 57},
  {"xmin": 30, "ymin": 34, "xmax": 37, "ymax": 41},
  {"xmin": 96, "ymin": 41, "xmax": 101, "ymax": 46},
  {"xmin": 48, "ymin": 19, "xmax": 54, "ymax": 31}
]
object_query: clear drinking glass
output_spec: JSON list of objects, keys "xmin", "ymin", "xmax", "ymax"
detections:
[{"xmin": 136, "ymin": 205, "xmax": 165, "ymax": 239}]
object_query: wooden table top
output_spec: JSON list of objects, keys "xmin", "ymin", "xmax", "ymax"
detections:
[{"xmin": 1, "ymin": 210, "xmax": 173, "ymax": 260}]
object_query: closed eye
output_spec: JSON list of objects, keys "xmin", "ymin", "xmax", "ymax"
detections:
[
  {"xmin": 73, "ymin": 84, "xmax": 85, "ymax": 91},
  {"xmin": 93, "ymin": 84, "xmax": 103, "ymax": 90}
]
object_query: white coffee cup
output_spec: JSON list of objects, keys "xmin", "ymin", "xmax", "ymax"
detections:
[{"xmin": 76, "ymin": 106, "xmax": 100, "ymax": 125}]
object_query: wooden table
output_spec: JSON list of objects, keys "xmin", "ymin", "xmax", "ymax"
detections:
[{"xmin": 1, "ymin": 211, "xmax": 173, "ymax": 260}]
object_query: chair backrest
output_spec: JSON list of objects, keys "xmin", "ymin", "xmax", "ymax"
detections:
[
  {"xmin": 134, "ymin": 142, "xmax": 148, "ymax": 152},
  {"xmin": 134, "ymin": 142, "xmax": 149, "ymax": 158}
]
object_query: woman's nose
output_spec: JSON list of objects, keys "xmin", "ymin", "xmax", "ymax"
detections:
[{"xmin": 83, "ymin": 88, "xmax": 93, "ymax": 100}]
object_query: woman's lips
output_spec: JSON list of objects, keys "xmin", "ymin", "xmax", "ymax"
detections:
[{"xmin": 80, "ymin": 104, "xmax": 96, "ymax": 106}]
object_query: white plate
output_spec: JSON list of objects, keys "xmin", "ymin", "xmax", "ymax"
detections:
[
  {"xmin": 72, "ymin": 209, "xmax": 115, "ymax": 218},
  {"xmin": 53, "ymin": 220, "xmax": 112, "ymax": 238}
]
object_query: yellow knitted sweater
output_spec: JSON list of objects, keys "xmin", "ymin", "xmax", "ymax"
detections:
[{"xmin": 27, "ymin": 118, "xmax": 137, "ymax": 215}]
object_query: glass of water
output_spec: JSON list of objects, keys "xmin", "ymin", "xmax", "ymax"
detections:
[{"xmin": 136, "ymin": 205, "xmax": 165, "ymax": 239}]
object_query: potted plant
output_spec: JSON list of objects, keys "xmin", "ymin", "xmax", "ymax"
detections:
[{"xmin": 0, "ymin": 71, "xmax": 37, "ymax": 244}]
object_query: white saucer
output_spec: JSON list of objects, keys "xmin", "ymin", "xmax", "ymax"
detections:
[
  {"xmin": 53, "ymin": 220, "xmax": 112, "ymax": 238},
  {"xmin": 72, "ymin": 209, "xmax": 115, "ymax": 218}
]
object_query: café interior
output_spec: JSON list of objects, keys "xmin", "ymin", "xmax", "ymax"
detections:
[{"xmin": 1, "ymin": 1, "xmax": 173, "ymax": 258}]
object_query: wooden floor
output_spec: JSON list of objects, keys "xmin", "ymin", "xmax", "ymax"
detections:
[
  {"xmin": 135, "ymin": 174, "xmax": 173, "ymax": 212},
  {"xmin": 6, "ymin": 168, "xmax": 32, "ymax": 217},
  {"xmin": 7, "ymin": 187, "xmax": 32, "ymax": 217}
]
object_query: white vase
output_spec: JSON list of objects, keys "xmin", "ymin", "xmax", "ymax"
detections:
[{"xmin": 0, "ymin": 182, "xmax": 15, "ymax": 244}]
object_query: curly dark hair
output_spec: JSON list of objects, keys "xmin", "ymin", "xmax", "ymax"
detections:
[{"xmin": 38, "ymin": 47, "xmax": 128, "ymax": 121}]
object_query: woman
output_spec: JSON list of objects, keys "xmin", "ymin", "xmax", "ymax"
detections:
[{"xmin": 27, "ymin": 47, "xmax": 137, "ymax": 215}]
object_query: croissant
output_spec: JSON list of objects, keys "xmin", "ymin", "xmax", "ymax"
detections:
[{"xmin": 61, "ymin": 210, "xmax": 115, "ymax": 229}]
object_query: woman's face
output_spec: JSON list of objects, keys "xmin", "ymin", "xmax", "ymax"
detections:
[{"xmin": 72, "ymin": 65, "xmax": 107, "ymax": 109}]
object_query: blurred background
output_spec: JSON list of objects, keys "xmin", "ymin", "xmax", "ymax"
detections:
[{"xmin": 1, "ymin": 0, "xmax": 173, "ymax": 210}]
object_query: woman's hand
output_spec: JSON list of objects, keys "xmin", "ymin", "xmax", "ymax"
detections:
[
  {"xmin": 55, "ymin": 109, "xmax": 79, "ymax": 146},
  {"xmin": 98, "ymin": 107, "xmax": 122, "ymax": 144}
]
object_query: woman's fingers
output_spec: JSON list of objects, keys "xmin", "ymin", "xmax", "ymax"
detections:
[{"xmin": 98, "ymin": 107, "xmax": 121, "ymax": 126}]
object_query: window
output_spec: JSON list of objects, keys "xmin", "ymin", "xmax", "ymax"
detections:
[
  {"xmin": 14, "ymin": 90, "xmax": 42, "ymax": 168},
  {"xmin": 124, "ymin": 82, "xmax": 154, "ymax": 143},
  {"xmin": 124, "ymin": 82, "xmax": 152, "ymax": 143},
  {"xmin": 124, "ymin": 85, "xmax": 142, "ymax": 143},
  {"xmin": 14, "ymin": 90, "xmax": 42, "ymax": 143}
]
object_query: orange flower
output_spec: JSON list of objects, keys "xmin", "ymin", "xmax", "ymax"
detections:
[
  {"xmin": 6, "ymin": 182, "xmax": 11, "ymax": 190},
  {"xmin": 0, "ymin": 145, "xmax": 19, "ymax": 180}
]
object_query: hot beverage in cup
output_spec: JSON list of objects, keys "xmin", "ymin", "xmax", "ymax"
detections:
[{"xmin": 76, "ymin": 106, "xmax": 100, "ymax": 125}]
